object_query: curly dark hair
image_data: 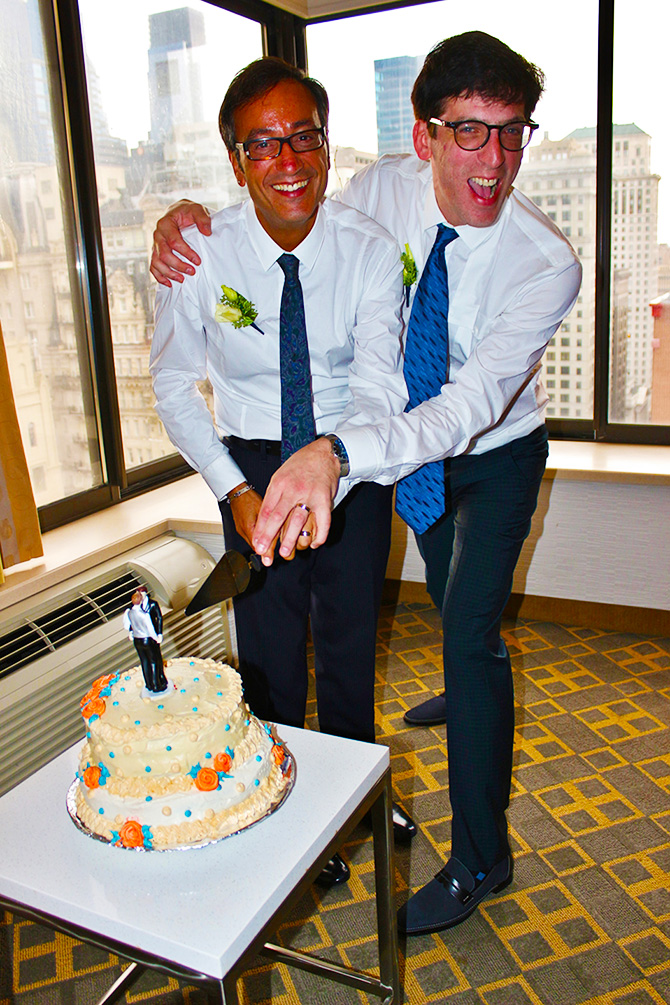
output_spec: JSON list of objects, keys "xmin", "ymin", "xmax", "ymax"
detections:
[
  {"xmin": 412, "ymin": 31, "xmax": 544, "ymax": 124},
  {"xmin": 219, "ymin": 57, "xmax": 329, "ymax": 156}
]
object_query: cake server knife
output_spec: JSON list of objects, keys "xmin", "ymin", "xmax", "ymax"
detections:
[{"xmin": 185, "ymin": 549, "xmax": 263, "ymax": 616}]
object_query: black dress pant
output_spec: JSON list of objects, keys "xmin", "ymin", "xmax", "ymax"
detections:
[
  {"xmin": 220, "ymin": 441, "xmax": 393, "ymax": 744},
  {"xmin": 134, "ymin": 637, "xmax": 168, "ymax": 692},
  {"xmin": 416, "ymin": 425, "xmax": 549, "ymax": 872}
]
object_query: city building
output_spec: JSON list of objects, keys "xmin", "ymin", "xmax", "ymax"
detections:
[
  {"xmin": 650, "ymin": 293, "xmax": 670, "ymax": 423},
  {"xmin": 517, "ymin": 134, "xmax": 596, "ymax": 420},
  {"xmin": 148, "ymin": 7, "xmax": 206, "ymax": 146},
  {"xmin": 327, "ymin": 146, "xmax": 377, "ymax": 195},
  {"xmin": 374, "ymin": 54, "xmax": 424, "ymax": 155},
  {"xmin": 517, "ymin": 123, "xmax": 660, "ymax": 422}
]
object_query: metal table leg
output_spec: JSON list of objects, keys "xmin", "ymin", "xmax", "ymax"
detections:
[
  {"xmin": 206, "ymin": 975, "xmax": 239, "ymax": 1004},
  {"xmin": 371, "ymin": 772, "xmax": 401, "ymax": 1005},
  {"xmin": 95, "ymin": 962, "xmax": 146, "ymax": 1004}
]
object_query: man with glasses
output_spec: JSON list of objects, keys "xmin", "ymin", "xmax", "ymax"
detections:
[
  {"xmin": 151, "ymin": 32, "xmax": 581, "ymax": 932},
  {"xmin": 149, "ymin": 56, "xmax": 415, "ymax": 886}
]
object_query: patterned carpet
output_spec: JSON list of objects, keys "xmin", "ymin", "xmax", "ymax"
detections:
[{"xmin": 2, "ymin": 582, "xmax": 670, "ymax": 1005}]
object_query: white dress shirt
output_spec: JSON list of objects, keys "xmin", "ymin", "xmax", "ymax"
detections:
[
  {"xmin": 150, "ymin": 198, "xmax": 407, "ymax": 501},
  {"xmin": 333, "ymin": 154, "xmax": 583, "ymax": 484}
]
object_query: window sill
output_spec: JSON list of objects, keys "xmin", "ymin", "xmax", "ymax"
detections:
[
  {"xmin": 1, "ymin": 441, "xmax": 668, "ymax": 616},
  {"xmin": 547, "ymin": 440, "xmax": 670, "ymax": 485}
]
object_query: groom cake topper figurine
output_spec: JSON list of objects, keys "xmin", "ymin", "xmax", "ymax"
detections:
[{"xmin": 122, "ymin": 587, "xmax": 168, "ymax": 693}]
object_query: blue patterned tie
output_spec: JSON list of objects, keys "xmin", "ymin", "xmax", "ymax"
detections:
[
  {"xmin": 277, "ymin": 254, "xmax": 316, "ymax": 461},
  {"xmin": 395, "ymin": 224, "xmax": 458, "ymax": 534}
]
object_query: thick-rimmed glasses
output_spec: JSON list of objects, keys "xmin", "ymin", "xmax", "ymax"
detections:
[
  {"xmin": 428, "ymin": 118, "xmax": 538, "ymax": 152},
  {"xmin": 235, "ymin": 127, "xmax": 326, "ymax": 161}
]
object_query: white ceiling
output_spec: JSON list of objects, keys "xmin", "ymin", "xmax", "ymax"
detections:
[{"xmin": 272, "ymin": 0, "xmax": 413, "ymax": 22}]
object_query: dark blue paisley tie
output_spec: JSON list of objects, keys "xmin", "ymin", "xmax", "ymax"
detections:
[
  {"xmin": 277, "ymin": 253, "xmax": 316, "ymax": 461},
  {"xmin": 395, "ymin": 224, "xmax": 458, "ymax": 534}
]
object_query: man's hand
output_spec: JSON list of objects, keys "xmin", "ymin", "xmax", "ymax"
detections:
[
  {"xmin": 150, "ymin": 200, "xmax": 212, "ymax": 287},
  {"xmin": 252, "ymin": 439, "xmax": 340, "ymax": 564},
  {"xmin": 228, "ymin": 486, "xmax": 275, "ymax": 560}
]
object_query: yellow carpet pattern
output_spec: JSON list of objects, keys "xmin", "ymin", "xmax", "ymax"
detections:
[{"xmin": 2, "ymin": 584, "xmax": 670, "ymax": 1004}]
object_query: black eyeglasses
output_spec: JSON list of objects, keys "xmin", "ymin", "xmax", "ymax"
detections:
[
  {"xmin": 235, "ymin": 127, "xmax": 326, "ymax": 161},
  {"xmin": 428, "ymin": 118, "xmax": 538, "ymax": 152}
]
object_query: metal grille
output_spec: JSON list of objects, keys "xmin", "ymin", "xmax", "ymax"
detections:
[{"xmin": 0, "ymin": 572, "xmax": 142, "ymax": 681}]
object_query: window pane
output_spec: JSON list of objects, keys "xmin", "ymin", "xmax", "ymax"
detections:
[
  {"xmin": 307, "ymin": 0, "xmax": 598, "ymax": 421},
  {"xmin": 0, "ymin": 0, "xmax": 104, "ymax": 506},
  {"xmin": 78, "ymin": 0, "xmax": 263, "ymax": 471},
  {"xmin": 612, "ymin": 0, "xmax": 669, "ymax": 424}
]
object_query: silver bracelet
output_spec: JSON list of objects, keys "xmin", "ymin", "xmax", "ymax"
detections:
[{"xmin": 227, "ymin": 483, "xmax": 254, "ymax": 502}]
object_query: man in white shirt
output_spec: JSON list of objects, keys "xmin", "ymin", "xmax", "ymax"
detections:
[
  {"xmin": 150, "ymin": 33, "xmax": 581, "ymax": 932},
  {"xmin": 149, "ymin": 57, "xmax": 414, "ymax": 883}
]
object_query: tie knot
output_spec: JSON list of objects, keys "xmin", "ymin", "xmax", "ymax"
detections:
[
  {"xmin": 434, "ymin": 223, "xmax": 458, "ymax": 253},
  {"xmin": 278, "ymin": 253, "xmax": 300, "ymax": 280}
]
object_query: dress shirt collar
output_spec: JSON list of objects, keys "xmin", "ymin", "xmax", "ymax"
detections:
[
  {"xmin": 245, "ymin": 197, "xmax": 327, "ymax": 273},
  {"xmin": 422, "ymin": 170, "xmax": 513, "ymax": 252}
]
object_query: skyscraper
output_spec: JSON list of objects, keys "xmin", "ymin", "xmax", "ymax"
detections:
[
  {"xmin": 148, "ymin": 7, "xmax": 206, "ymax": 146},
  {"xmin": 374, "ymin": 54, "xmax": 424, "ymax": 156},
  {"xmin": 517, "ymin": 123, "xmax": 660, "ymax": 422}
]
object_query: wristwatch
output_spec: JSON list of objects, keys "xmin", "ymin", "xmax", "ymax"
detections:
[{"xmin": 323, "ymin": 434, "xmax": 350, "ymax": 478}]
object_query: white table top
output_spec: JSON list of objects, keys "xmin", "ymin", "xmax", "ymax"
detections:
[{"xmin": 0, "ymin": 725, "xmax": 389, "ymax": 979}]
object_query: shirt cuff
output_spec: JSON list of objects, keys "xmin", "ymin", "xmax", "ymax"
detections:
[
  {"xmin": 338, "ymin": 425, "xmax": 385, "ymax": 482},
  {"xmin": 201, "ymin": 454, "xmax": 247, "ymax": 501}
]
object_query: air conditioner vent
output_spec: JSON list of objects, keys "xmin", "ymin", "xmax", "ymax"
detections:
[
  {"xmin": 0, "ymin": 624, "xmax": 50, "ymax": 679},
  {"xmin": 87, "ymin": 573, "xmax": 143, "ymax": 618},
  {"xmin": 0, "ymin": 571, "xmax": 142, "ymax": 681}
]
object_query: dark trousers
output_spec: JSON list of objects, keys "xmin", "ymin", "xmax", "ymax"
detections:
[
  {"xmin": 415, "ymin": 425, "xmax": 548, "ymax": 872},
  {"xmin": 134, "ymin": 637, "xmax": 167, "ymax": 692},
  {"xmin": 220, "ymin": 441, "xmax": 393, "ymax": 744}
]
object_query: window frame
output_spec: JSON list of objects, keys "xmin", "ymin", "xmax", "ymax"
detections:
[
  {"xmin": 304, "ymin": 0, "xmax": 667, "ymax": 448},
  {"xmin": 38, "ymin": 0, "xmax": 308, "ymax": 532},
  {"xmin": 37, "ymin": 0, "xmax": 666, "ymax": 532}
]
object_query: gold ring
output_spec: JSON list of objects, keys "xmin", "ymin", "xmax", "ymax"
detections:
[
  {"xmin": 297, "ymin": 503, "xmax": 311, "ymax": 513},
  {"xmin": 300, "ymin": 529, "xmax": 312, "ymax": 537}
]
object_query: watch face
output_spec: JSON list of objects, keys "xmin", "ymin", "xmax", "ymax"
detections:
[{"xmin": 327, "ymin": 435, "xmax": 349, "ymax": 477}]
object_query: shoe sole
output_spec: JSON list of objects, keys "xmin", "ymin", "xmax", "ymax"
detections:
[
  {"xmin": 403, "ymin": 715, "xmax": 446, "ymax": 727},
  {"xmin": 400, "ymin": 872, "xmax": 513, "ymax": 935}
]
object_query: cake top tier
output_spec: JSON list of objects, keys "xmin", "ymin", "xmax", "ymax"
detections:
[{"xmin": 80, "ymin": 658, "xmax": 245, "ymax": 743}]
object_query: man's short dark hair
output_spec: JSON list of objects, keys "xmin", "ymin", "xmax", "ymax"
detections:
[
  {"xmin": 219, "ymin": 57, "xmax": 329, "ymax": 155},
  {"xmin": 412, "ymin": 31, "xmax": 544, "ymax": 123}
]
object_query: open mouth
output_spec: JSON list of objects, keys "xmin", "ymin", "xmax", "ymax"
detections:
[
  {"xmin": 468, "ymin": 177, "xmax": 499, "ymax": 201},
  {"xmin": 272, "ymin": 179, "xmax": 310, "ymax": 193}
]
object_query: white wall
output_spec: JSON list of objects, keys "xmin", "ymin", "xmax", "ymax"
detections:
[{"xmin": 386, "ymin": 473, "xmax": 670, "ymax": 613}]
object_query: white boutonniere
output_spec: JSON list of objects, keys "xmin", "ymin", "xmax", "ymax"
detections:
[
  {"xmin": 400, "ymin": 244, "xmax": 418, "ymax": 307},
  {"xmin": 215, "ymin": 285, "xmax": 263, "ymax": 333}
]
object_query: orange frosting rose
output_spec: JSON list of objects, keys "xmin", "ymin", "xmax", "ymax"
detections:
[
  {"xmin": 271, "ymin": 744, "xmax": 285, "ymax": 766},
  {"xmin": 82, "ymin": 696, "xmax": 106, "ymax": 719},
  {"xmin": 213, "ymin": 752, "xmax": 232, "ymax": 773},
  {"xmin": 195, "ymin": 766, "xmax": 220, "ymax": 791},
  {"xmin": 118, "ymin": 820, "xmax": 144, "ymax": 848},
  {"xmin": 83, "ymin": 765, "xmax": 102, "ymax": 789}
]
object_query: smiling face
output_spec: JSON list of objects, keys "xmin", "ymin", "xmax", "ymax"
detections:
[
  {"xmin": 413, "ymin": 92, "xmax": 526, "ymax": 229},
  {"xmin": 229, "ymin": 79, "xmax": 329, "ymax": 251}
]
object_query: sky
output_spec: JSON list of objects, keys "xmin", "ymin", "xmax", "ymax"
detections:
[{"xmin": 78, "ymin": 0, "xmax": 668, "ymax": 242}]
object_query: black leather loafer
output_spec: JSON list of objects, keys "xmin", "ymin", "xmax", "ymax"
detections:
[
  {"xmin": 362, "ymin": 802, "xmax": 417, "ymax": 844},
  {"xmin": 315, "ymin": 852, "xmax": 350, "ymax": 887},
  {"xmin": 398, "ymin": 854, "xmax": 513, "ymax": 934},
  {"xmin": 392, "ymin": 802, "xmax": 418, "ymax": 844},
  {"xmin": 403, "ymin": 693, "xmax": 447, "ymax": 727}
]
